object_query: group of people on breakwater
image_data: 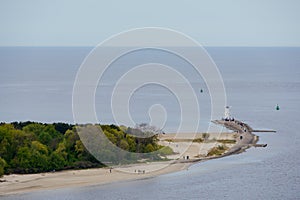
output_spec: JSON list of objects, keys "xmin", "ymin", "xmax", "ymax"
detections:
[
  {"xmin": 218, "ymin": 117, "xmax": 251, "ymax": 141},
  {"xmin": 222, "ymin": 117, "xmax": 235, "ymax": 121},
  {"xmin": 235, "ymin": 121, "xmax": 249, "ymax": 133}
]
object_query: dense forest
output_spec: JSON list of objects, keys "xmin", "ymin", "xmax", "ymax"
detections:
[{"xmin": 0, "ymin": 122, "xmax": 172, "ymax": 177}]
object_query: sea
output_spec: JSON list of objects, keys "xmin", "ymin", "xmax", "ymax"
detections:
[{"xmin": 0, "ymin": 47, "xmax": 299, "ymax": 199}]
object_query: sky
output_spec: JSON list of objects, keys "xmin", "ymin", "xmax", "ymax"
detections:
[{"xmin": 0, "ymin": 0, "xmax": 299, "ymax": 46}]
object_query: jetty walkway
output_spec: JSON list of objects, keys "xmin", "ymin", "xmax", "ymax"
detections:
[{"xmin": 212, "ymin": 119, "xmax": 261, "ymax": 155}]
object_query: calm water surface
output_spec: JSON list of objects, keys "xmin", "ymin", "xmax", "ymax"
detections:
[{"xmin": 1, "ymin": 47, "xmax": 299, "ymax": 199}]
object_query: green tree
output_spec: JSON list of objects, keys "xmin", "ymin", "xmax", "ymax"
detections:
[
  {"xmin": 126, "ymin": 136, "xmax": 136, "ymax": 152},
  {"xmin": 31, "ymin": 141, "xmax": 48, "ymax": 155},
  {"xmin": 55, "ymin": 142, "xmax": 68, "ymax": 160},
  {"xmin": 0, "ymin": 157, "xmax": 7, "ymax": 177},
  {"xmin": 119, "ymin": 139, "xmax": 129, "ymax": 151},
  {"xmin": 75, "ymin": 140, "xmax": 85, "ymax": 158},
  {"xmin": 38, "ymin": 131, "xmax": 52, "ymax": 146},
  {"xmin": 13, "ymin": 146, "xmax": 32, "ymax": 172},
  {"xmin": 12, "ymin": 141, "xmax": 50, "ymax": 173},
  {"xmin": 145, "ymin": 144, "xmax": 155, "ymax": 153},
  {"xmin": 64, "ymin": 129, "xmax": 79, "ymax": 150},
  {"xmin": 0, "ymin": 138, "xmax": 10, "ymax": 161},
  {"xmin": 0, "ymin": 122, "xmax": 167, "ymax": 173},
  {"xmin": 50, "ymin": 151, "xmax": 66, "ymax": 169},
  {"xmin": 23, "ymin": 123, "xmax": 45, "ymax": 136}
]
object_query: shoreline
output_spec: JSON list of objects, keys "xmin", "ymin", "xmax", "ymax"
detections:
[
  {"xmin": 0, "ymin": 161, "xmax": 193, "ymax": 196},
  {"xmin": 0, "ymin": 120, "xmax": 260, "ymax": 196}
]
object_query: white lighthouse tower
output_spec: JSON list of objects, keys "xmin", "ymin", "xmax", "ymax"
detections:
[{"xmin": 224, "ymin": 106, "xmax": 231, "ymax": 120}]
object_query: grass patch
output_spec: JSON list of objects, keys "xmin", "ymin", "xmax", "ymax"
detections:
[
  {"xmin": 157, "ymin": 146, "xmax": 174, "ymax": 156},
  {"xmin": 216, "ymin": 139, "xmax": 236, "ymax": 144},
  {"xmin": 207, "ymin": 145, "xmax": 228, "ymax": 156},
  {"xmin": 163, "ymin": 138, "xmax": 203, "ymax": 143},
  {"xmin": 164, "ymin": 139, "xmax": 174, "ymax": 143},
  {"xmin": 192, "ymin": 138, "xmax": 204, "ymax": 143}
]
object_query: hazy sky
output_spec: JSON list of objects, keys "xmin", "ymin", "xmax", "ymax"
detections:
[{"xmin": 0, "ymin": 0, "xmax": 299, "ymax": 46}]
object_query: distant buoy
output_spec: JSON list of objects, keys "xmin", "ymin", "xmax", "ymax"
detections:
[
  {"xmin": 200, "ymin": 89, "xmax": 203, "ymax": 93},
  {"xmin": 276, "ymin": 104, "xmax": 280, "ymax": 110}
]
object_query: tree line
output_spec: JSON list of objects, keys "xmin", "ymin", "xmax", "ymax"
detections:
[{"xmin": 0, "ymin": 122, "xmax": 172, "ymax": 177}]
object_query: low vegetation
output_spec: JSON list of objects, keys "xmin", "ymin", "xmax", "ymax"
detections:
[
  {"xmin": 207, "ymin": 145, "xmax": 229, "ymax": 156},
  {"xmin": 192, "ymin": 138, "xmax": 204, "ymax": 143},
  {"xmin": 216, "ymin": 139, "xmax": 236, "ymax": 144},
  {"xmin": 163, "ymin": 138, "xmax": 204, "ymax": 143},
  {"xmin": 157, "ymin": 146, "xmax": 174, "ymax": 156},
  {"xmin": 202, "ymin": 133, "xmax": 210, "ymax": 140}
]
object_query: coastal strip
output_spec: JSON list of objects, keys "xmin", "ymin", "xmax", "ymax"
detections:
[{"xmin": 0, "ymin": 119, "xmax": 263, "ymax": 196}]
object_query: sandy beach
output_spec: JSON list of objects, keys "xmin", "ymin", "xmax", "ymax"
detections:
[
  {"xmin": 0, "ymin": 123, "xmax": 258, "ymax": 196},
  {"xmin": 0, "ymin": 161, "xmax": 192, "ymax": 196}
]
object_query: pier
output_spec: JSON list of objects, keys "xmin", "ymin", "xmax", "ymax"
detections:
[
  {"xmin": 252, "ymin": 129, "xmax": 276, "ymax": 133},
  {"xmin": 212, "ymin": 119, "xmax": 267, "ymax": 155}
]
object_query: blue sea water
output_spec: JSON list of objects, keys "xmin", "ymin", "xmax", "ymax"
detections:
[{"xmin": 0, "ymin": 47, "xmax": 299, "ymax": 199}]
